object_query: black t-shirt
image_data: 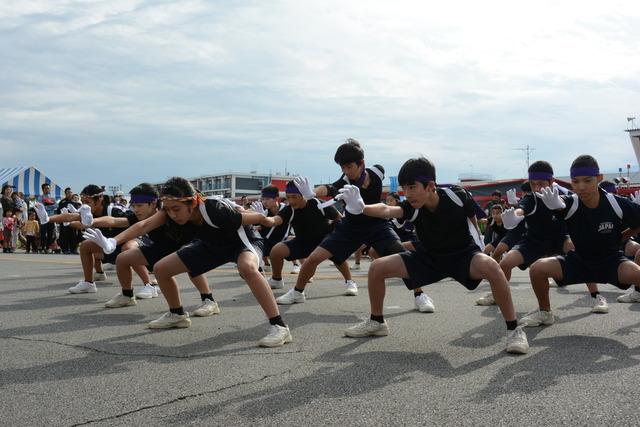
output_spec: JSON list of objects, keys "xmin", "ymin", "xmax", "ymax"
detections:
[
  {"xmin": 518, "ymin": 194, "xmax": 567, "ymax": 244},
  {"xmin": 558, "ymin": 190, "xmax": 640, "ymax": 261},
  {"xmin": 260, "ymin": 203, "xmax": 289, "ymax": 242},
  {"xmin": 390, "ymin": 218, "xmax": 415, "ymax": 242},
  {"xmin": 400, "ymin": 187, "xmax": 476, "ymax": 254},
  {"xmin": 278, "ymin": 198, "xmax": 339, "ymax": 242},
  {"xmin": 190, "ymin": 199, "xmax": 261, "ymax": 245},
  {"xmin": 325, "ymin": 166, "xmax": 386, "ymax": 228},
  {"xmin": 96, "ymin": 205, "xmax": 127, "ymax": 238},
  {"xmin": 484, "ymin": 221, "xmax": 507, "ymax": 246}
]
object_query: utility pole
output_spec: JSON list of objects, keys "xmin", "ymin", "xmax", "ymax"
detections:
[{"xmin": 514, "ymin": 145, "xmax": 535, "ymax": 170}]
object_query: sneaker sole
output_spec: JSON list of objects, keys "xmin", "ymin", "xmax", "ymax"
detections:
[
  {"xmin": 136, "ymin": 294, "xmax": 156, "ymax": 299},
  {"xmin": 416, "ymin": 306, "xmax": 435, "ymax": 313},
  {"xmin": 344, "ymin": 329, "xmax": 389, "ymax": 338},
  {"xmin": 475, "ymin": 300, "xmax": 496, "ymax": 306},
  {"xmin": 105, "ymin": 302, "xmax": 136, "ymax": 308},
  {"xmin": 68, "ymin": 289, "xmax": 97, "ymax": 294},
  {"xmin": 518, "ymin": 320, "xmax": 554, "ymax": 327},
  {"xmin": 193, "ymin": 309, "xmax": 221, "ymax": 317},
  {"xmin": 591, "ymin": 307, "xmax": 609, "ymax": 314},
  {"xmin": 270, "ymin": 285, "xmax": 284, "ymax": 290},
  {"xmin": 276, "ymin": 299, "xmax": 304, "ymax": 305},
  {"xmin": 147, "ymin": 320, "xmax": 192, "ymax": 329},
  {"xmin": 345, "ymin": 291, "xmax": 358, "ymax": 296},
  {"xmin": 506, "ymin": 344, "xmax": 529, "ymax": 354},
  {"xmin": 258, "ymin": 333, "xmax": 293, "ymax": 347}
]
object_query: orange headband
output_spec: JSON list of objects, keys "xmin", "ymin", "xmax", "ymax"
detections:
[{"xmin": 160, "ymin": 194, "xmax": 205, "ymax": 206}]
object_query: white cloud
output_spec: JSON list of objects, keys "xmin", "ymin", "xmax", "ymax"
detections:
[{"xmin": 1, "ymin": 0, "xmax": 639, "ymax": 191}]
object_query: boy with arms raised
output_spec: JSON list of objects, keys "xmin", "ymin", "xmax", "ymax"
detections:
[
  {"xmin": 520, "ymin": 155, "xmax": 640, "ymax": 326},
  {"xmin": 340, "ymin": 157, "xmax": 528, "ymax": 354}
]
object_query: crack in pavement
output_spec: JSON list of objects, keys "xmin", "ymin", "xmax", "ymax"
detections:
[
  {"xmin": 0, "ymin": 336, "xmax": 304, "ymax": 359},
  {"xmin": 69, "ymin": 364, "xmax": 303, "ymax": 426}
]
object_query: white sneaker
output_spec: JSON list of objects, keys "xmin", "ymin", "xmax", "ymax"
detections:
[
  {"xmin": 617, "ymin": 287, "xmax": 640, "ymax": 303},
  {"xmin": 68, "ymin": 280, "xmax": 97, "ymax": 294},
  {"xmin": 291, "ymin": 264, "xmax": 301, "ymax": 274},
  {"xmin": 350, "ymin": 263, "xmax": 361, "ymax": 271},
  {"xmin": 193, "ymin": 299, "xmax": 220, "ymax": 317},
  {"xmin": 592, "ymin": 294, "xmax": 609, "ymax": 313},
  {"xmin": 268, "ymin": 278, "xmax": 284, "ymax": 290},
  {"xmin": 276, "ymin": 288, "xmax": 305, "ymax": 305},
  {"xmin": 258, "ymin": 324, "xmax": 293, "ymax": 347},
  {"xmin": 136, "ymin": 284, "xmax": 159, "ymax": 299},
  {"xmin": 414, "ymin": 293, "xmax": 435, "ymax": 313},
  {"xmin": 263, "ymin": 264, "xmax": 272, "ymax": 273},
  {"xmin": 147, "ymin": 311, "xmax": 191, "ymax": 329},
  {"xmin": 105, "ymin": 293, "xmax": 136, "ymax": 308},
  {"xmin": 344, "ymin": 280, "xmax": 358, "ymax": 296},
  {"xmin": 94, "ymin": 272, "xmax": 107, "ymax": 281},
  {"xmin": 506, "ymin": 326, "xmax": 529, "ymax": 354},
  {"xmin": 475, "ymin": 291, "xmax": 496, "ymax": 306},
  {"xmin": 518, "ymin": 309, "xmax": 555, "ymax": 327},
  {"xmin": 344, "ymin": 318, "xmax": 389, "ymax": 337}
]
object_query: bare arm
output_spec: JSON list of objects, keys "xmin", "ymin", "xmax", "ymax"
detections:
[
  {"xmin": 259, "ymin": 215, "xmax": 284, "ymax": 228},
  {"xmin": 362, "ymin": 203, "xmax": 404, "ymax": 219},
  {"xmin": 241, "ymin": 211, "xmax": 281, "ymax": 226},
  {"xmin": 112, "ymin": 210, "xmax": 166, "ymax": 245},
  {"xmin": 92, "ymin": 216, "xmax": 131, "ymax": 228},
  {"xmin": 46, "ymin": 213, "xmax": 81, "ymax": 224}
]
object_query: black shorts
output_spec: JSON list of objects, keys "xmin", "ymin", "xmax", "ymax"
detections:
[
  {"xmin": 399, "ymin": 244, "xmax": 482, "ymax": 290},
  {"xmin": 102, "ymin": 245, "xmax": 123, "ymax": 265},
  {"xmin": 284, "ymin": 237, "xmax": 333, "ymax": 262},
  {"xmin": 103, "ymin": 236, "xmax": 152, "ymax": 264},
  {"xmin": 512, "ymin": 237, "xmax": 567, "ymax": 270},
  {"xmin": 556, "ymin": 251, "xmax": 632, "ymax": 289},
  {"xmin": 499, "ymin": 228, "xmax": 523, "ymax": 250},
  {"xmin": 140, "ymin": 239, "xmax": 263, "ymax": 277},
  {"xmin": 176, "ymin": 239, "xmax": 263, "ymax": 277},
  {"xmin": 318, "ymin": 219, "xmax": 402, "ymax": 264}
]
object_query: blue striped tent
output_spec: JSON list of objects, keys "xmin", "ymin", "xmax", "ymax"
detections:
[{"xmin": 0, "ymin": 166, "xmax": 63, "ymax": 199}]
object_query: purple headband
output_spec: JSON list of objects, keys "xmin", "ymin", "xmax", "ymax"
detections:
[
  {"xmin": 570, "ymin": 166, "xmax": 600, "ymax": 178},
  {"xmin": 285, "ymin": 184, "xmax": 301, "ymax": 195},
  {"xmin": 528, "ymin": 172, "xmax": 553, "ymax": 181},
  {"xmin": 261, "ymin": 189, "xmax": 279, "ymax": 198},
  {"xmin": 130, "ymin": 195, "xmax": 157, "ymax": 204}
]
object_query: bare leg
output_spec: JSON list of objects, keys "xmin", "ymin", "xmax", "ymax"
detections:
[
  {"xmin": 237, "ymin": 251, "xmax": 280, "ymax": 318},
  {"xmin": 367, "ymin": 254, "xmax": 410, "ymax": 315},
  {"xmin": 499, "ymin": 249, "xmax": 524, "ymax": 282},
  {"xmin": 115, "ymin": 248, "xmax": 149, "ymax": 290},
  {"xmin": 335, "ymin": 260, "xmax": 352, "ymax": 281},
  {"xmin": 528, "ymin": 258, "xmax": 564, "ymax": 311},
  {"xmin": 470, "ymin": 253, "xmax": 516, "ymax": 321},
  {"xmin": 269, "ymin": 242, "xmax": 289, "ymax": 280},
  {"xmin": 153, "ymin": 253, "xmax": 190, "ymax": 309},
  {"xmin": 294, "ymin": 246, "xmax": 333, "ymax": 291}
]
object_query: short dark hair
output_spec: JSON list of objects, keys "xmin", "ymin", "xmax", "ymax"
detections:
[
  {"xmin": 528, "ymin": 160, "xmax": 554, "ymax": 175},
  {"xmin": 161, "ymin": 177, "xmax": 195, "ymax": 199},
  {"xmin": 41, "ymin": 183, "xmax": 50, "ymax": 189},
  {"xmin": 261, "ymin": 185, "xmax": 280, "ymax": 197},
  {"xmin": 387, "ymin": 192, "xmax": 401, "ymax": 202},
  {"xmin": 334, "ymin": 138, "xmax": 364, "ymax": 165},
  {"xmin": 398, "ymin": 157, "xmax": 436, "ymax": 187},
  {"xmin": 81, "ymin": 184, "xmax": 110, "ymax": 205},
  {"xmin": 571, "ymin": 154, "xmax": 599, "ymax": 170},
  {"xmin": 521, "ymin": 181, "xmax": 531, "ymax": 192},
  {"xmin": 130, "ymin": 182, "xmax": 159, "ymax": 198},
  {"xmin": 64, "ymin": 187, "xmax": 71, "ymax": 193},
  {"xmin": 491, "ymin": 204, "xmax": 504, "ymax": 212},
  {"xmin": 491, "ymin": 190, "xmax": 502, "ymax": 197}
]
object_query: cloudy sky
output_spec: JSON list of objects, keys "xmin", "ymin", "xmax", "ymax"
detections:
[{"xmin": 2, "ymin": 0, "xmax": 639, "ymax": 192}]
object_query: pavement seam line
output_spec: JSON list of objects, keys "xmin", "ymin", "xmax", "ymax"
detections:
[
  {"xmin": 68, "ymin": 365, "xmax": 303, "ymax": 426},
  {"xmin": 0, "ymin": 336, "xmax": 303, "ymax": 359}
]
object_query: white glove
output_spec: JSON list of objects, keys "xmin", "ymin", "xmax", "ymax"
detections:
[
  {"xmin": 631, "ymin": 191, "xmax": 640, "ymax": 206},
  {"xmin": 34, "ymin": 202, "xmax": 50, "ymax": 225},
  {"xmin": 66, "ymin": 204, "xmax": 78, "ymax": 214},
  {"xmin": 61, "ymin": 208, "xmax": 70, "ymax": 226},
  {"xmin": 336, "ymin": 185, "xmax": 365, "ymax": 215},
  {"xmin": 251, "ymin": 201, "xmax": 267, "ymax": 216},
  {"xmin": 501, "ymin": 208, "xmax": 525, "ymax": 230},
  {"xmin": 79, "ymin": 204, "xmax": 93, "ymax": 226},
  {"xmin": 293, "ymin": 176, "xmax": 316, "ymax": 200},
  {"xmin": 506, "ymin": 188, "xmax": 519, "ymax": 206},
  {"xmin": 82, "ymin": 228, "xmax": 117, "ymax": 254},
  {"xmin": 535, "ymin": 186, "xmax": 566, "ymax": 210}
]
